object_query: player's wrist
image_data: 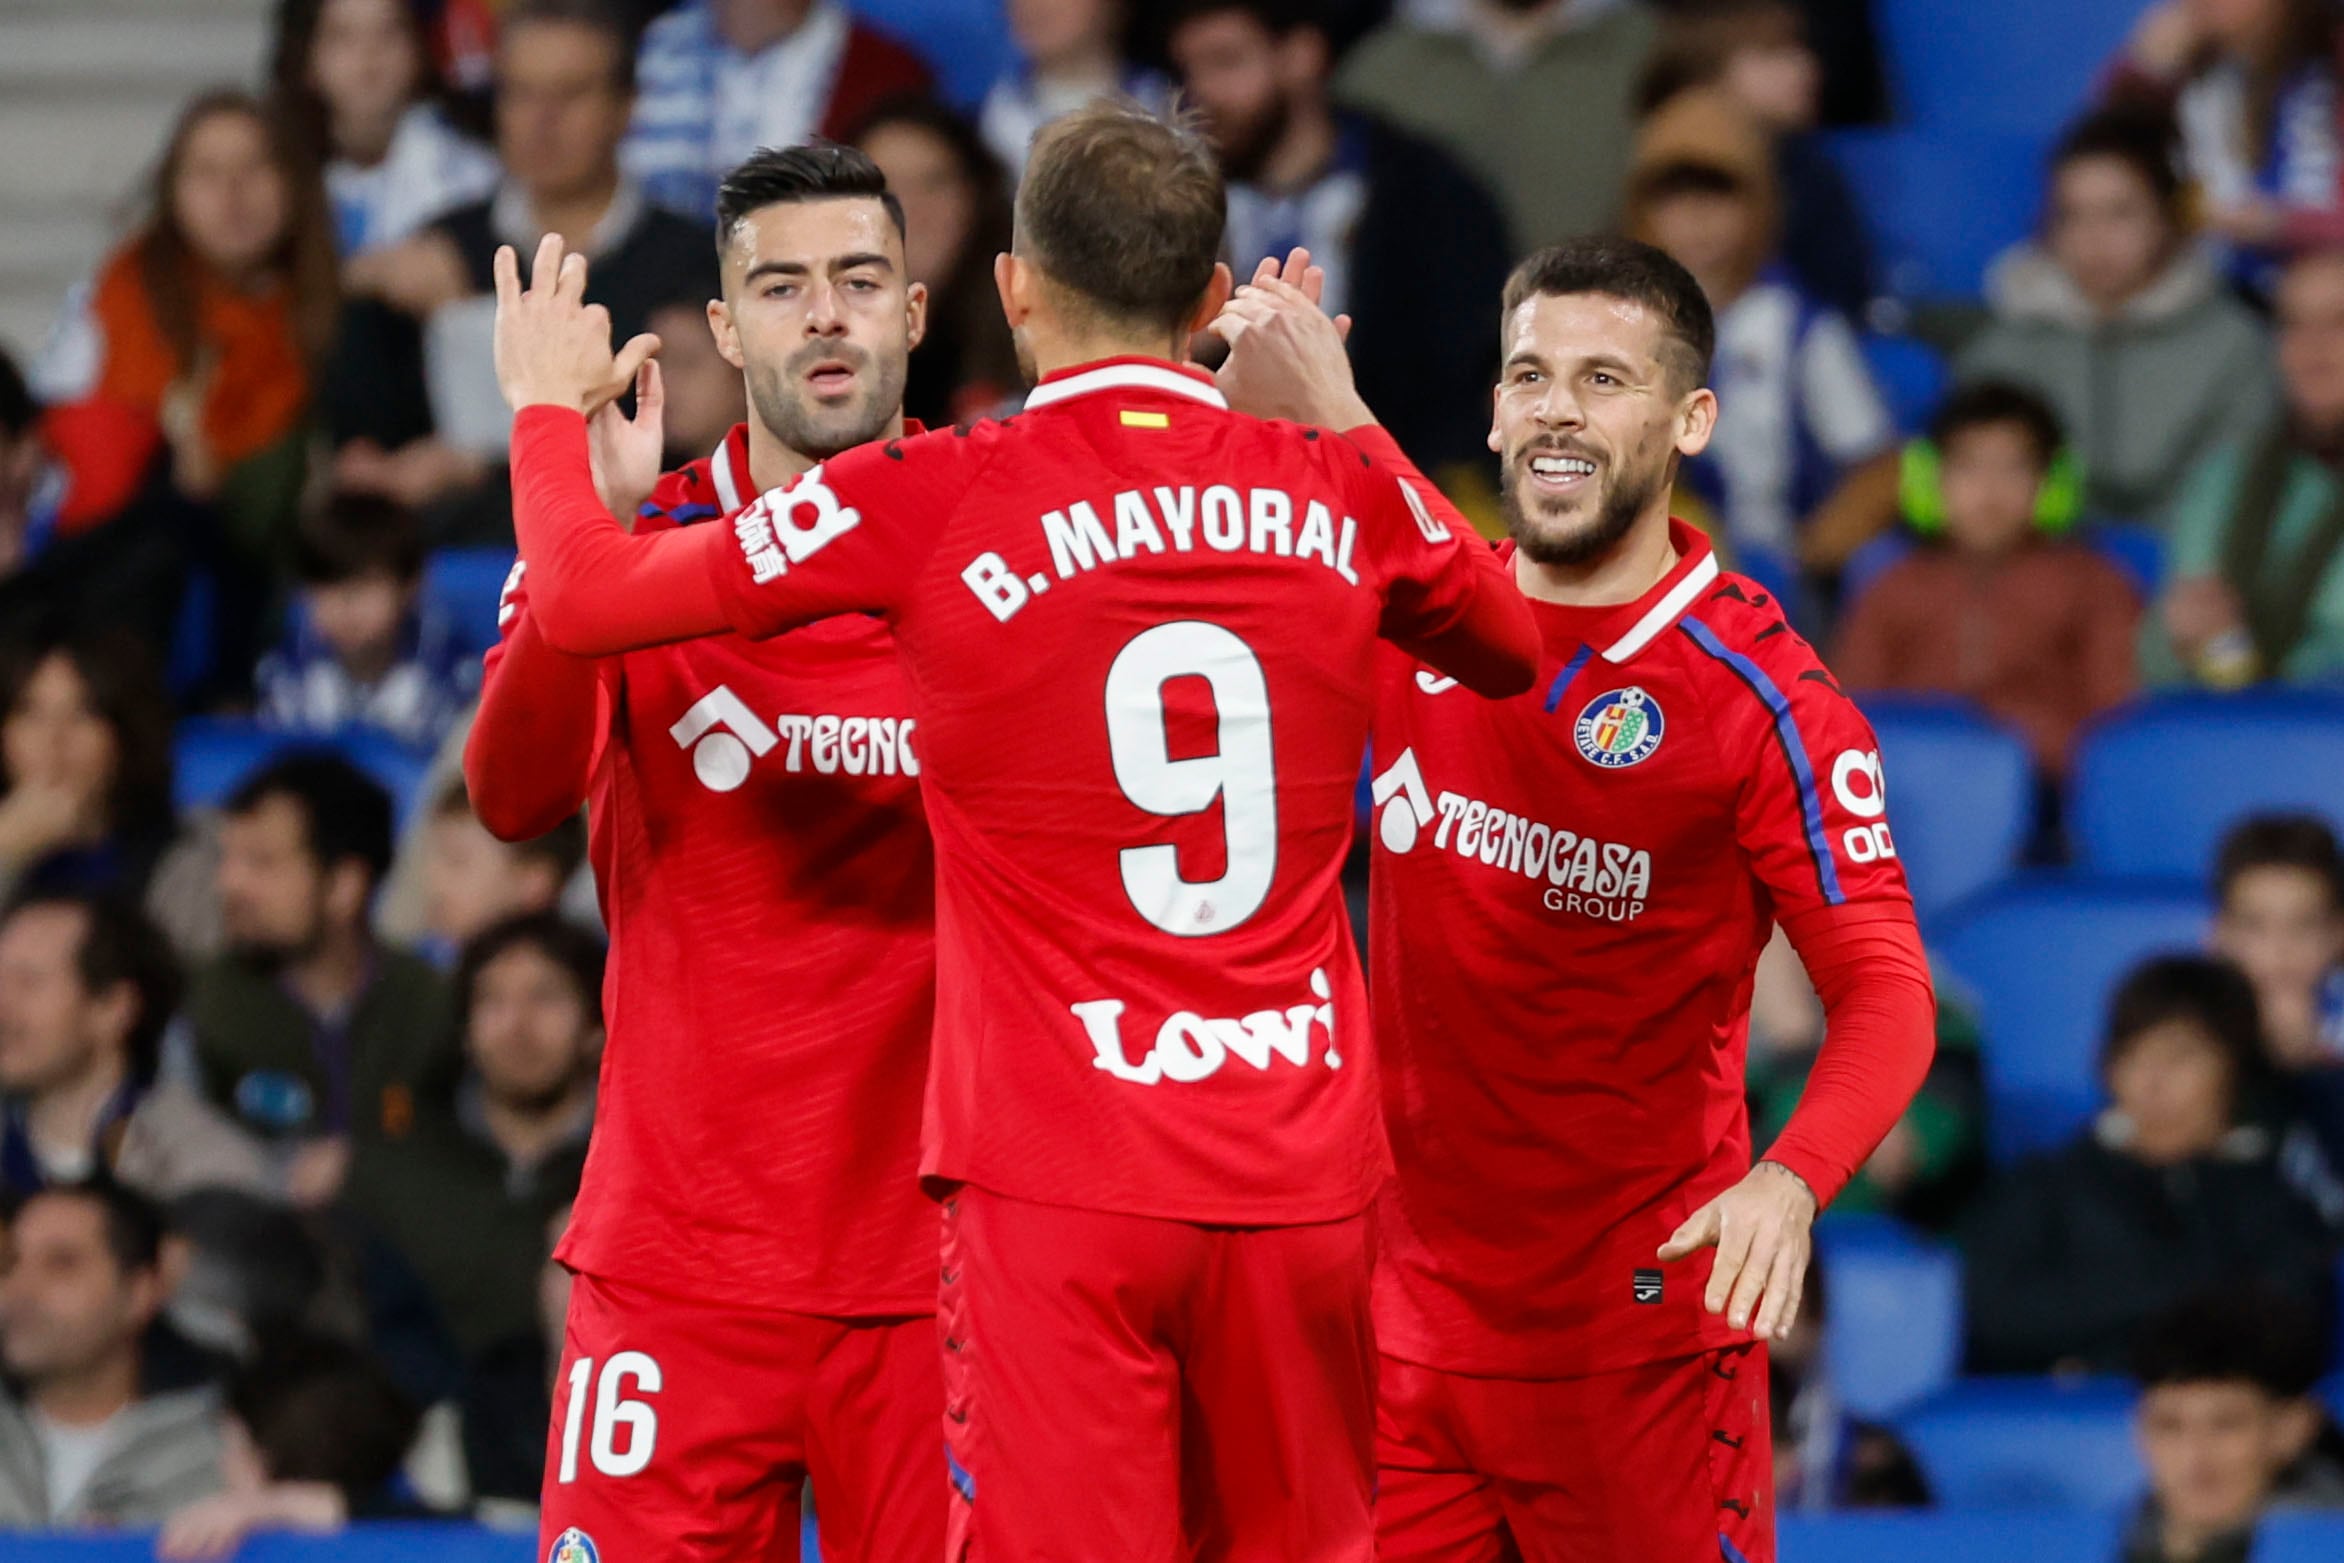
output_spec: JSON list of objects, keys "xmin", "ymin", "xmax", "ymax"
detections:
[{"xmin": 1754, "ymin": 1158, "xmax": 1819, "ymax": 1213}]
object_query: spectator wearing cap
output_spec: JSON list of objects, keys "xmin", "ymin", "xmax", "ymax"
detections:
[
  {"xmin": 2122, "ymin": 1290, "xmax": 2344, "ymax": 1563},
  {"xmin": 1832, "ymin": 382, "xmax": 2141, "ymax": 772},
  {"xmin": 0, "ymin": 1183, "xmax": 225, "ymax": 1527},
  {"xmin": 1961, "ymin": 955, "xmax": 2337, "ymax": 1375},
  {"xmin": 625, "ymin": 0, "xmax": 932, "ymax": 220},
  {"xmin": 2144, "ymin": 248, "xmax": 2344, "ymax": 689},
  {"xmin": 342, "ymin": 912, "xmax": 597, "ymax": 1499},
  {"xmin": 0, "ymin": 891, "xmax": 267, "ymax": 1203},
  {"xmin": 156, "ymin": 1332, "xmax": 421, "ymax": 1561},
  {"xmin": 256, "ymin": 493, "xmax": 475, "ymax": 751},
  {"xmin": 190, "ymin": 755, "xmax": 456, "ymax": 1207},
  {"xmin": 1960, "ymin": 110, "xmax": 2280, "ymax": 529}
]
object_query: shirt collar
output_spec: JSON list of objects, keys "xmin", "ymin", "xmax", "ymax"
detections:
[
  {"xmin": 708, "ymin": 417, "xmax": 931, "ymax": 509},
  {"xmin": 1507, "ymin": 519, "xmax": 1720, "ymax": 665},
  {"xmin": 1022, "ymin": 356, "xmax": 1228, "ymax": 412}
]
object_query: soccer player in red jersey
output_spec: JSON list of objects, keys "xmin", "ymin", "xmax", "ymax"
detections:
[
  {"xmin": 1237, "ymin": 238, "xmax": 1938, "ymax": 1561},
  {"xmin": 464, "ymin": 146, "xmax": 943, "ymax": 1563},
  {"xmin": 490, "ymin": 104, "xmax": 1541, "ymax": 1561}
]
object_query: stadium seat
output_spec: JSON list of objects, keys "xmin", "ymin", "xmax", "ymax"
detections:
[
  {"xmin": 2246, "ymin": 1515, "xmax": 2344, "ymax": 1563},
  {"xmin": 1872, "ymin": 0, "xmax": 2142, "ymax": 141},
  {"xmin": 1778, "ymin": 1511, "xmax": 2125, "ymax": 1563},
  {"xmin": 844, "ymin": 0, "xmax": 1015, "ymax": 106},
  {"xmin": 1815, "ymin": 1216, "xmax": 1962, "ymax": 1419},
  {"xmin": 1859, "ymin": 697, "xmax": 2034, "ymax": 926},
  {"xmin": 1935, "ymin": 879, "xmax": 2208, "ymax": 1160},
  {"xmin": 1838, "ymin": 530, "xmax": 1914, "ymax": 606},
  {"xmin": 1894, "ymin": 1376, "xmax": 2142, "ymax": 1509},
  {"xmin": 172, "ymin": 717, "xmax": 435, "ymax": 828},
  {"xmin": 422, "ymin": 547, "xmax": 516, "ymax": 661},
  {"xmin": 2083, "ymin": 520, "xmax": 2164, "ymax": 601},
  {"xmin": 1858, "ymin": 334, "xmax": 1948, "ymax": 436},
  {"xmin": 1824, "ymin": 128, "xmax": 2044, "ymax": 301},
  {"xmin": 2069, "ymin": 693, "xmax": 2344, "ymax": 881}
]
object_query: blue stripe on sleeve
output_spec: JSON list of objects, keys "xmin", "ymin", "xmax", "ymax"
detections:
[
  {"xmin": 1678, "ymin": 615, "xmax": 1844, "ymax": 906},
  {"xmin": 945, "ymin": 1442, "xmax": 976, "ymax": 1502}
]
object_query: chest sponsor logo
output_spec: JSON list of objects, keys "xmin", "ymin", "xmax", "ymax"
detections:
[
  {"xmin": 669, "ymin": 685, "xmax": 918, "ymax": 792},
  {"xmin": 1072, "ymin": 969, "xmax": 1339, "ymax": 1087},
  {"xmin": 1370, "ymin": 748, "xmax": 1652, "ymax": 923},
  {"xmin": 731, "ymin": 465, "xmax": 861, "ymax": 584},
  {"xmin": 1574, "ymin": 687, "xmax": 1664, "ymax": 768}
]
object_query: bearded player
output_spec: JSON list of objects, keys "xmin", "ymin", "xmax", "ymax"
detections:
[
  {"xmin": 490, "ymin": 104, "xmax": 1540, "ymax": 1561},
  {"xmin": 1228, "ymin": 237, "xmax": 1936, "ymax": 1560},
  {"xmin": 464, "ymin": 145, "xmax": 942, "ymax": 1563}
]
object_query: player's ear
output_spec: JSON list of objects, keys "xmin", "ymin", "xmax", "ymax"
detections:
[
  {"xmin": 707, "ymin": 298, "xmax": 746, "ymax": 372},
  {"xmin": 994, "ymin": 252, "xmax": 1029, "ymax": 328},
  {"xmin": 1185, "ymin": 262, "xmax": 1236, "ymax": 339},
  {"xmin": 1675, "ymin": 386, "xmax": 1719, "ymax": 460},
  {"xmin": 903, "ymin": 280, "xmax": 931, "ymax": 352}
]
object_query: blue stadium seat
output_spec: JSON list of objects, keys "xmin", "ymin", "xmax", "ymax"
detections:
[
  {"xmin": 1859, "ymin": 698, "xmax": 2034, "ymax": 926},
  {"xmin": 845, "ymin": 0, "xmax": 1015, "ymax": 106},
  {"xmin": 2083, "ymin": 520, "xmax": 2164, "ymax": 601},
  {"xmin": 1894, "ymin": 1377, "xmax": 2142, "ymax": 1509},
  {"xmin": 1816, "ymin": 1216, "xmax": 1962, "ymax": 1419},
  {"xmin": 1936, "ymin": 879, "xmax": 2208, "ymax": 1160},
  {"xmin": 172, "ymin": 718, "xmax": 435, "ymax": 828},
  {"xmin": 2069, "ymin": 693, "xmax": 2344, "ymax": 881},
  {"xmin": 1824, "ymin": 128, "xmax": 2044, "ymax": 301},
  {"xmin": 422, "ymin": 547, "xmax": 516, "ymax": 661},
  {"xmin": 1778, "ymin": 1511, "xmax": 2125, "ymax": 1563},
  {"xmin": 2246, "ymin": 1515, "xmax": 2344, "ymax": 1563},
  {"xmin": 1839, "ymin": 529, "xmax": 1915, "ymax": 605},
  {"xmin": 1873, "ymin": 0, "xmax": 2144, "ymax": 140},
  {"xmin": 1859, "ymin": 334, "xmax": 1948, "ymax": 436}
]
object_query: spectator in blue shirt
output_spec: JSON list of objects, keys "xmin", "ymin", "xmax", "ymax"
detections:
[{"xmin": 981, "ymin": 0, "xmax": 1171, "ymax": 182}]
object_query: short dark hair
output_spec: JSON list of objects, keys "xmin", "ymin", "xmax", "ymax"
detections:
[
  {"xmin": 294, "ymin": 492, "xmax": 426, "ymax": 587},
  {"xmin": 1930, "ymin": 380, "xmax": 2065, "ymax": 469},
  {"xmin": 2216, "ymin": 813, "xmax": 2344, "ymax": 913},
  {"xmin": 499, "ymin": 0, "xmax": 638, "ymax": 92},
  {"xmin": 1500, "ymin": 237, "xmax": 1716, "ymax": 391},
  {"xmin": 715, "ymin": 142, "xmax": 907, "ymax": 256},
  {"xmin": 0, "ymin": 627, "xmax": 176, "ymax": 846},
  {"xmin": 2053, "ymin": 108, "xmax": 2183, "ymax": 213},
  {"xmin": 1638, "ymin": 0, "xmax": 1804, "ymax": 114},
  {"xmin": 225, "ymin": 753, "xmax": 396, "ymax": 889},
  {"xmin": 1167, "ymin": 0, "xmax": 1318, "ymax": 43},
  {"xmin": 228, "ymin": 1331, "xmax": 421, "ymax": 1498},
  {"xmin": 432, "ymin": 776, "xmax": 588, "ymax": 885},
  {"xmin": 1017, "ymin": 101, "xmax": 1226, "ymax": 336},
  {"xmin": 2099, "ymin": 954, "xmax": 2268, "ymax": 1092},
  {"xmin": 2134, "ymin": 1289, "xmax": 2327, "ymax": 1399},
  {"xmin": 32, "ymin": 1179, "xmax": 166, "ymax": 1276},
  {"xmin": 2, "ymin": 890, "xmax": 183, "ymax": 1085},
  {"xmin": 457, "ymin": 912, "xmax": 607, "ymax": 1036}
]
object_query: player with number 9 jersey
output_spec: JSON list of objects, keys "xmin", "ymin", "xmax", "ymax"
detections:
[{"xmin": 497, "ymin": 106, "xmax": 1541, "ymax": 1563}]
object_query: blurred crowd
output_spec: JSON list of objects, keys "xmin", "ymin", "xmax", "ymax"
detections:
[{"xmin": 1, "ymin": 0, "xmax": 2344, "ymax": 1557}]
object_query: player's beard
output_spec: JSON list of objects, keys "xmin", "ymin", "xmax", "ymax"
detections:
[
  {"xmin": 746, "ymin": 338, "xmax": 907, "ymax": 460},
  {"xmin": 1500, "ymin": 432, "xmax": 1671, "ymax": 569}
]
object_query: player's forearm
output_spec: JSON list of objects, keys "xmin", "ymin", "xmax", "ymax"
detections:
[
  {"xmin": 1761, "ymin": 904, "xmax": 1937, "ymax": 1207},
  {"xmin": 511, "ymin": 405, "xmax": 731, "ymax": 655},
  {"xmin": 465, "ymin": 613, "xmax": 599, "ymax": 840}
]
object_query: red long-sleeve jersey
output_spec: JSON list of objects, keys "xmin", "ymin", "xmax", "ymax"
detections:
[
  {"xmin": 1366, "ymin": 528, "xmax": 1935, "ymax": 1378},
  {"xmin": 467, "ymin": 425, "xmax": 937, "ymax": 1315}
]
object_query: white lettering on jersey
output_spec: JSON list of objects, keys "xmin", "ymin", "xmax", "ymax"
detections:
[
  {"xmin": 1071, "ymin": 969, "xmax": 1339, "ymax": 1087},
  {"xmin": 674, "ymin": 686, "xmax": 917, "ymax": 790},
  {"xmin": 732, "ymin": 466, "xmax": 861, "ymax": 584},
  {"xmin": 1829, "ymin": 748, "xmax": 1896, "ymax": 864},
  {"xmin": 1371, "ymin": 746, "xmax": 1653, "ymax": 923}
]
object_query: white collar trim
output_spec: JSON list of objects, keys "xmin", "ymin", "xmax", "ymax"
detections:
[
  {"xmin": 1023, "ymin": 362, "xmax": 1228, "ymax": 411},
  {"xmin": 710, "ymin": 433, "xmax": 746, "ymax": 510},
  {"xmin": 1601, "ymin": 552, "xmax": 1719, "ymax": 663}
]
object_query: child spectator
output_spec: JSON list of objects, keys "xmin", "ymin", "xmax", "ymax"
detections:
[
  {"xmin": 2110, "ymin": 0, "xmax": 2344, "ymax": 289},
  {"xmin": 257, "ymin": 494, "xmax": 474, "ymax": 751},
  {"xmin": 2211, "ymin": 815, "xmax": 2344, "ymax": 1181},
  {"xmin": 419, "ymin": 778, "xmax": 586, "ymax": 961},
  {"xmin": 1832, "ymin": 383, "xmax": 2141, "ymax": 772},
  {"xmin": 980, "ymin": 0, "xmax": 1172, "ymax": 181},
  {"xmin": 1960, "ymin": 110, "xmax": 2281, "ymax": 528},
  {"xmin": 271, "ymin": 0, "xmax": 501, "ymax": 256},
  {"xmin": 2121, "ymin": 1291, "xmax": 2344, "ymax": 1563},
  {"xmin": 0, "ymin": 630, "xmax": 175, "ymax": 905},
  {"xmin": 155, "ymin": 1333, "xmax": 421, "ymax": 1560},
  {"xmin": 33, "ymin": 92, "xmax": 338, "ymax": 687},
  {"xmin": 853, "ymin": 97, "xmax": 1023, "ymax": 428},
  {"xmin": 1639, "ymin": 0, "xmax": 1874, "ymax": 317},
  {"xmin": 1625, "ymin": 87, "xmax": 1899, "ymax": 580},
  {"xmin": 2144, "ymin": 248, "xmax": 2344, "ymax": 689},
  {"xmin": 1961, "ymin": 956, "xmax": 2336, "ymax": 1375}
]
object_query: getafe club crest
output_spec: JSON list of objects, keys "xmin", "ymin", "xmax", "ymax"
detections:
[
  {"xmin": 549, "ymin": 1529, "xmax": 600, "ymax": 1563},
  {"xmin": 1574, "ymin": 687, "xmax": 1664, "ymax": 769}
]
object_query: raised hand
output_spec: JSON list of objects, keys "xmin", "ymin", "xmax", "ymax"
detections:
[
  {"xmin": 492, "ymin": 233, "xmax": 660, "ymax": 417},
  {"xmin": 589, "ymin": 357, "xmax": 667, "ymax": 524},
  {"xmin": 1211, "ymin": 248, "xmax": 1371, "ymax": 431}
]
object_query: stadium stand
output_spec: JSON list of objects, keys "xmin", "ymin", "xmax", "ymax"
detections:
[
  {"xmin": 172, "ymin": 716, "xmax": 435, "ymax": 826},
  {"xmin": 1816, "ymin": 1215, "xmax": 1963, "ymax": 1419},
  {"xmin": 1892, "ymin": 1377, "xmax": 2144, "ymax": 1509},
  {"xmin": 1863, "ymin": 698, "xmax": 2035, "ymax": 927}
]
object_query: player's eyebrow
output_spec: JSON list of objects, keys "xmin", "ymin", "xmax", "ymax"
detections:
[
  {"xmin": 827, "ymin": 252, "xmax": 895, "ymax": 275},
  {"xmin": 1502, "ymin": 350, "xmax": 1551, "ymax": 375}
]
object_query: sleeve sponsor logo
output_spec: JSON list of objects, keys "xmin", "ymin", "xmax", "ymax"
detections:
[
  {"xmin": 732, "ymin": 465, "xmax": 861, "ymax": 584},
  {"xmin": 1831, "ymin": 748, "xmax": 1896, "ymax": 863}
]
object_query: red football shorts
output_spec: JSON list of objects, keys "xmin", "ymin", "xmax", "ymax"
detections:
[
  {"xmin": 540, "ymin": 1273, "xmax": 947, "ymax": 1563},
  {"xmin": 1375, "ymin": 1345, "xmax": 1773, "ymax": 1563},
  {"xmin": 938, "ymin": 1184, "xmax": 1377, "ymax": 1563}
]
